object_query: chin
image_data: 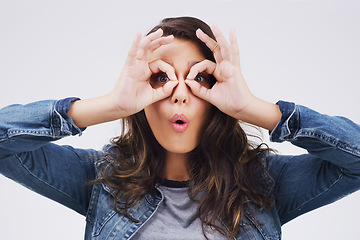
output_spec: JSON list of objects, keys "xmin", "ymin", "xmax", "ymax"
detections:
[{"xmin": 162, "ymin": 144, "xmax": 196, "ymax": 155}]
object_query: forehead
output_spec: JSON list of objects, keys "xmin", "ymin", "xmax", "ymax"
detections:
[{"xmin": 149, "ymin": 38, "xmax": 205, "ymax": 66}]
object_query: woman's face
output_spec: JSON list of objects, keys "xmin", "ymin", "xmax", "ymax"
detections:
[{"xmin": 144, "ymin": 38, "xmax": 212, "ymax": 154}]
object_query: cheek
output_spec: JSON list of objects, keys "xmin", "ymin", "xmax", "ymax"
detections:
[
  {"xmin": 144, "ymin": 103, "xmax": 178, "ymax": 151},
  {"xmin": 195, "ymin": 100, "xmax": 212, "ymax": 123},
  {"xmin": 195, "ymin": 103, "xmax": 212, "ymax": 138},
  {"xmin": 144, "ymin": 101, "xmax": 168, "ymax": 134}
]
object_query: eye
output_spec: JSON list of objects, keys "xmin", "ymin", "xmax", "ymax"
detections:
[
  {"xmin": 192, "ymin": 73, "xmax": 212, "ymax": 88},
  {"xmin": 152, "ymin": 72, "xmax": 170, "ymax": 83},
  {"xmin": 150, "ymin": 72, "xmax": 170, "ymax": 88},
  {"xmin": 194, "ymin": 74, "xmax": 204, "ymax": 83},
  {"xmin": 158, "ymin": 74, "xmax": 170, "ymax": 83}
]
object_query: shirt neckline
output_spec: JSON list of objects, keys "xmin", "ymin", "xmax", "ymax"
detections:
[{"xmin": 160, "ymin": 179, "xmax": 189, "ymax": 188}]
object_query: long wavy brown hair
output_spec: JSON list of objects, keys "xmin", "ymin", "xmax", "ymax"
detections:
[{"xmin": 96, "ymin": 17, "xmax": 274, "ymax": 239}]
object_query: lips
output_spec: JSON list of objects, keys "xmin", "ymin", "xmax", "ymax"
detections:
[{"xmin": 170, "ymin": 114, "xmax": 189, "ymax": 132}]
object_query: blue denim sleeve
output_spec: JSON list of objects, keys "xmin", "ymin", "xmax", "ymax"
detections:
[
  {"xmin": 268, "ymin": 101, "xmax": 360, "ymax": 225},
  {"xmin": 0, "ymin": 98, "xmax": 100, "ymax": 216}
]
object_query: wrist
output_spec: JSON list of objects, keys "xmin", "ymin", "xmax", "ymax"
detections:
[{"xmin": 235, "ymin": 97, "xmax": 282, "ymax": 131}]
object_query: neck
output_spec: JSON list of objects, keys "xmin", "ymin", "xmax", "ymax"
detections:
[{"xmin": 164, "ymin": 151, "xmax": 190, "ymax": 181}]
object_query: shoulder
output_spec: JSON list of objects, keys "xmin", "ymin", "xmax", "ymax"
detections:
[{"xmin": 93, "ymin": 144, "xmax": 117, "ymax": 173}]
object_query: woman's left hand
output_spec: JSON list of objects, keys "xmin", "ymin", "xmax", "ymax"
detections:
[
  {"xmin": 186, "ymin": 25, "xmax": 281, "ymax": 130},
  {"xmin": 185, "ymin": 25, "xmax": 256, "ymax": 121}
]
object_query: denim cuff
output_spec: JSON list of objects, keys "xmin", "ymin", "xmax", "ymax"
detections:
[
  {"xmin": 269, "ymin": 100, "xmax": 300, "ymax": 143},
  {"xmin": 54, "ymin": 97, "xmax": 85, "ymax": 136}
]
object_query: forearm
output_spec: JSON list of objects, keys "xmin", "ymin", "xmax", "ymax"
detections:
[
  {"xmin": 235, "ymin": 97, "xmax": 282, "ymax": 131},
  {"xmin": 68, "ymin": 94, "xmax": 126, "ymax": 128},
  {"xmin": 271, "ymin": 101, "xmax": 360, "ymax": 171}
]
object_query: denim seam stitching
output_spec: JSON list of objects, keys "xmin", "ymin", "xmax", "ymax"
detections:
[
  {"xmin": 14, "ymin": 153, "xmax": 87, "ymax": 215},
  {"xmin": 92, "ymin": 210, "xmax": 117, "ymax": 237},
  {"xmin": 54, "ymin": 99, "xmax": 83, "ymax": 136},
  {"xmin": 295, "ymin": 129, "xmax": 360, "ymax": 158},
  {"xmin": 127, "ymin": 191, "xmax": 164, "ymax": 240}
]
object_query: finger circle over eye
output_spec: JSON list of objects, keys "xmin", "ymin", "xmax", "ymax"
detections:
[
  {"xmin": 186, "ymin": 60, "xmax": 216, "ymax": 80},
  {"xmin": 148, "ymin": 59, "xmax": 177, "ymax": 81}
]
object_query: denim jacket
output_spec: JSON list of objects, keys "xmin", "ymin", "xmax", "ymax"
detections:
[{"xmin": 0, "ymin": 98, "xmax": 360, "ymax": 240}]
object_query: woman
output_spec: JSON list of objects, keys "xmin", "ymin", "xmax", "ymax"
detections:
[{"xmin": 1, "ymin": 16, "xmax": 359, "ymax": 239}]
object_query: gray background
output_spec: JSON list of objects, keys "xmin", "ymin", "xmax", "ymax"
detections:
[{"xmin": 1, "ymin": 0, "xmax": 359, "ymax": 239}]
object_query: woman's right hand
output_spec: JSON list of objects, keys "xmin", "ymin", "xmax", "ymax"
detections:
[
  {"xmin": 68, "ymin": 29, "xmax": 178, "ymax": 128},
  {"xmin": 109, "ymin": 29, "xmax": 178, "ymax": 117}
]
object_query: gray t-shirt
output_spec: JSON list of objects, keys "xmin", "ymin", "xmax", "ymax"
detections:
[{"xmin": 131, "ymin": 180, "xmax": 226, "ymax": 240}]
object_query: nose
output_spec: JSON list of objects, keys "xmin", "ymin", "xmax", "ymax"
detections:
[{"xmin": 171, "ymin": 78, "xmax": 189, "ymax": 104}]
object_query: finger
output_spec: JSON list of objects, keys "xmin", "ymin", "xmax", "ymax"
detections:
[
  {"xmin": 210, "ymin": 24, "xmax": 231, "ymax": 61},
  {"xmin": 148, "ymin": 35, "xmax": 174, "ymax": 51},
  {"xmin": 143, "ymin": 35, "xmax": 174, "ymax": 60},
  {"xmin": 186, "ymin": 60, "xmax": 216, "ymax": 81},
  {"xmin": 148, "ymin": 59, "xmax": 177, "ymax": 81},
  {"xmin": 136, "ymin": 28, "xmax": 163, "ymax": 60},
  {"xmin": 196, "ymin": 28, "xmax": 222, "ymax": 63},
  {"xmin": 152, "ymin": 80, "xmax": 178, "ymax": 102},
  {"xmin": 229, "ymin": 28, "xmax": 241, "ymax": 67},
  {"xmin": 185, "ymin": 79, "xmax": 212, "ymax": 103},
  {"xmin": 125, "ymin": 32, "xmax": 142, "ymax": 66}
]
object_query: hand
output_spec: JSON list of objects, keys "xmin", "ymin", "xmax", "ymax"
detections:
[
  {"xmin": 185, "ymin": 25, "xmax": 281, "ymax": 130},
  {"xmin": 68, "ymin": 29, "xmax": 179, "ymax": 128},
  {"xmin": 185, "ymin": 25, "xmax": 255, "ymax": 121},
  {"xmin": 109, "ymin": 29, "xmax": 178, "ymax": 117}
]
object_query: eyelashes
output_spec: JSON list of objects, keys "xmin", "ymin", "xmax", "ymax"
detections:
[
  {"xmin": 149, "ymin": 72, "xmax": 170, "ymax": 88},
  {"xmin": 150, "ymin": 72, "xmax": 214, "ymax": 89},
  {"xmin": 193, "ymin": 73, "xmax": 207, "ymax": 83},
  {"xmin": 191, "ymin": 73, "xmax": 215, "ymax": 88},
  {"xmin": 152, "ymin": 72, "xmax": 170, "ymax": 83}
]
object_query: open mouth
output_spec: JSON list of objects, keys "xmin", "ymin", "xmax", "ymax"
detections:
[{"xmin": 171, "ymin": 114, "xmax": 189, "ymax": 132}]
